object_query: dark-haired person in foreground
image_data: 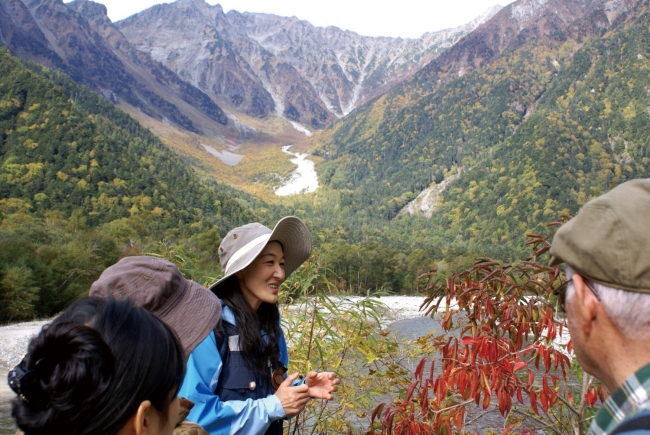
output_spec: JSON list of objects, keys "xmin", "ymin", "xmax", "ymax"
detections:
[
  {"xmin": 8, "ymin": 297, "xmax": 185, "ymax": 435},
  {"xmin": 179, "ymin": 216, "xmax": 340, "ymax": 435},
  {"xmin": 550, "ymin": 178, "xmax": 650, "ymax": 435}
]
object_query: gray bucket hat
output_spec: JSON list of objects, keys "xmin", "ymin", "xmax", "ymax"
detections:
[
  {"xmin": 210, "ymin": 216, "xmax": 312, "ymax": 291},
  {"xmin": 89, "ymin": 256, "xmax": 221, "ymax": 359}
]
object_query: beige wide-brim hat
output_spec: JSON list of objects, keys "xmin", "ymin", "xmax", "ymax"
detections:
[
  {"xmin": 210, "ymin": 216, "xmax": 312, "ymax": 291},
  {"xmin": 90, "ymin": 256, "xmax": 222, "ymax": 359}
]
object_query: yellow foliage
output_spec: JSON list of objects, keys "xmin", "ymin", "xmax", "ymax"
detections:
[
  {"xmin": 0, "ymin": 198, "xmax": 32, "ymax": 213},
  {"xmin": 139, "ymin": 196, "xmax": 152, "ymax": 209},
  {"xmin": 622, "ymin": 105, "xmax": 636, "ymax": 120},
  {"xmin": 129, "ymin": 204, "xmax": 140, "ymax": 216}
]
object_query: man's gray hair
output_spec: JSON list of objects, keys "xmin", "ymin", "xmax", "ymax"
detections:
[{"xmin": 566, "ymin": 265, "xmax": 650, "ymax": 340}]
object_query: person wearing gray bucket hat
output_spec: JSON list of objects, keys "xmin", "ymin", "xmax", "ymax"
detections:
[
  {"xmin": 89, "ymin": 255, "xmax": 222, "ymax": 360},
  {"xmin": 549, "ymin": 178, "xmax": 650, "ymax": 435},
  {"xmin": 178, "ymin": 216, "xmax": 339, "ymax": 435}
]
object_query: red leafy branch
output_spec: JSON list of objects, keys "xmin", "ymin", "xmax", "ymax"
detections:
[{"xmin": 368, "ymin": 225, "xmax": 604, "ymax": 434}]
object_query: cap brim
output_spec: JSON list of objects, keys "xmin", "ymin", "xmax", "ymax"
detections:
[
  {"xmin": 549, "ymin": 255, "xmax": 563, "ymax": 267},
  {"xmin": 210, "ymin": 216, "xmax": 312, "ymax": 291}
]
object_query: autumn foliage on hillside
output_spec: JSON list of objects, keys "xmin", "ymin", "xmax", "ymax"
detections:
[{"xmin": 369, "ymin": 225, "xmax": 606, "ymax": 434}]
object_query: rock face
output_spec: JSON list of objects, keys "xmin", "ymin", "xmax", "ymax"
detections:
[
  {"xmin": 418, "ymin": 0, "xmax": 646, "ymax": 81},
  {"xmin": 0, "ymin": 0, "xmax": 227, "ymax": 133},
  {"xmin": 116, "ymin": 0, "xmax": 501, "ymax": 128}
]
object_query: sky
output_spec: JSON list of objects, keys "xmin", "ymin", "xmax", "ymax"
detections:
[{"xmin": 74, "ymin": 0, "xmax": 517, "ymax": 38}]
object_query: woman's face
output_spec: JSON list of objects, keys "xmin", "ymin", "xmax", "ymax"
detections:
[{"xmin": 236, "ymin": 241, "xmax": 285, "ymax": 311}]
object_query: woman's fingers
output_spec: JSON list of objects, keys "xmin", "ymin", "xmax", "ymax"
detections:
[
  {"xmin": 275, "ymin": 373, "xmax": 309, "ymax": 417},
  {"xmin": 305, "ymin": 371, "xmax": 340, "ymax": 399}
]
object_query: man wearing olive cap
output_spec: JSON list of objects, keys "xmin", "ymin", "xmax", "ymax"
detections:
[{"xmin": 549, "ymin": 178, "xmax": 650, "ymax": 435}]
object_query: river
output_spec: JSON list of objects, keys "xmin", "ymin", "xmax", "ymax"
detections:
[
  {"xmin": 274, "ymin": 145, "xmax": 319, "ymax": 196},
  {"xmin": 0, "ymin": 297, "xmax": 512, "ymax": 434}
]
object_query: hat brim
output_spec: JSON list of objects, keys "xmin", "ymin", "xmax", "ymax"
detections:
[
  {"xmin": 549, "ymin": 255, "xmax": 563, "ymax": 267},
  {"xmin": 210, "ymin": 216, "xmax": 312, "ymax": 291},
  {"xmin": 159, "ymin": 279, "xmax": 222, "ymax": 359}
]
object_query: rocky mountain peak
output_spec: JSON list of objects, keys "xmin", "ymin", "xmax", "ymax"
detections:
[
  {"xmin": 117, "ymin": 0, "xmax": 497, "ymax": 127},
  {"xmin": 70, "ymin": 0, "xmax": 109, "ymax": 24}
]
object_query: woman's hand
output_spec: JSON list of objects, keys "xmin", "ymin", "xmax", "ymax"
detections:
[
  {"xmin": 305, "ymin": 372, "xmax": 340, "ymax": 400},
  {"xmin": 275, "ymin": 373, "xmax": 309, "ymax": 417}
]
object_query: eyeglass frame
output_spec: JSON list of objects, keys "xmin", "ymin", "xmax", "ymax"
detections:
[{"xmin": 554, "ymin": 275, "xmax": 600, "ymax": 318}]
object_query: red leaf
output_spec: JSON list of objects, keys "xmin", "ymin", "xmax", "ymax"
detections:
[
  {"xmin": 597, "ymin": 385, "xmax": 610, "ymax": 403},
  {"xmin": 482, "ymin": 389, "xmax": 491, "ymax": 409},
  {"xmin": 513, "ymin": 361, "xmax": 526, "ymax": 372},
  {"xmin": 414, "ymin": 358, "xmax": 426, "ymax": 382},
  {"xmin": 530, "ymin": 389, "xmax": 539, "ymax": 414},
  {"xmin": 452, "ymin": 407, "xmax": 465, "ymax": 433},
  {"xmin": 405, "ymin": 381, "xmax": 418, "ymax": 402},
  {"xmin": 371, "ymin": 403, "xmax": 385, "ymax": 424},
  {"xmin": 585, "ymin": 389, "xmax": 597, "ymax": 406},
  {"xmin": 540, "ymin": 385, "xmax": 549, "ymax": 413},
  {"xmin": 502, "ymin": 423, "xmax": 517, "ymax": 435},
  {"xmin": 498, "ymin": 390, "xmax": 507, "ymax": 415},
  {"xmin": 462, "ymin": 336, "xmax": 475, "ymax": 345}
]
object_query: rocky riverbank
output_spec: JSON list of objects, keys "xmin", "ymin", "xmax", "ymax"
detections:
[
  {"xmin": 0, "ymin": 296, "xmax": 431, "ymax": 403},
  {"xmin": 0, "ymin": 320, "xmax": 50, "ymax": 401}
]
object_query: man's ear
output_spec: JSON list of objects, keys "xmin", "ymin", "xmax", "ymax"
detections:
[
  {"xmin": 133, "ymin": 400, "xmax": 153, "ymax": 435},
  {"xmin": 572, "ymin": 274, "xmax": 600, "ymax": 335}
]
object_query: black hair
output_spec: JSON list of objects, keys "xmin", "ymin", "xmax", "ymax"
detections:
[
  {"xmin": 11, "ymin": 297, "xmax": 185, "ymax": 435},
  {"xmin": 214, "ymin": 275, "xmax": 282, "ymax": 374}
]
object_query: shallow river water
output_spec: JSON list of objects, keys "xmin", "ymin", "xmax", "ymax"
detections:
[{"xmin": 0, "ymin": 301, "xmax": 510, "ymax": 434}]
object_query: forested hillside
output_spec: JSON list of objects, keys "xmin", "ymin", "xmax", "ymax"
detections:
[
  {"xmin": 3, "ymin": 0, "xmax": 650, "ymax": 313},
  {"xmin": 0, "ymin": 48, "xmax": 266, "ymax": 321},
  {"xmin": 310, "ymin": 1, "xmax": 650, "ymax": 263}
]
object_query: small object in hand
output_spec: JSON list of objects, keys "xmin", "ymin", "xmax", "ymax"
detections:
[{"xmin": 272, "ymin": 368, "xmax": 285, "ymax": 390}]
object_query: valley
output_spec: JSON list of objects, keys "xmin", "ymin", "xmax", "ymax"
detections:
[
  {"xmin": 2, "ymin": 0, "xmax": 650, "ymax": 432},
  {"xmin": 1, "ymin": 0, "xmax": 649, "ymax": 304}
]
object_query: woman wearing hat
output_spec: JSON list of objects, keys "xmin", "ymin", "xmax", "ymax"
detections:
[{"xmin": 178, "ymin": 216, "xmax": 339, "ymax": 435}]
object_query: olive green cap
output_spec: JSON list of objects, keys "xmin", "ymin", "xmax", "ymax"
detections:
[{"xmin": 549, "ymin": 178, "xmax": 650, "ymax": 294}]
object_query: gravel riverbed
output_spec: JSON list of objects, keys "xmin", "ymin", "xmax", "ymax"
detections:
[
  {"xmin": 0, "ymin": 296, "xmax": 431, "ymax": 404},
  {"xmin": 0, "ymin": 320, "xmax": 50, "ymax": 402}
]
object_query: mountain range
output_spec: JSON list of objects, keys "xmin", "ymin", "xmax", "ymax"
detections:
[
  {"xmin": 116, "ymin": 0, "xmax": 499, "ymax": 128},
  {"xmin": 2, "ymin": 0, "xmax": 650, "ymax": 294},
  {"xmin": 0, "ymin": 0, "xmax": 497, "ymax": 138},
  {"xmin": 311, "ymin": 0, "xmax": 650, "ymax": 253}
]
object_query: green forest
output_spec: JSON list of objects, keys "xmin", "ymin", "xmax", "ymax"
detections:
[
  {"xmin": 0, "ymin": 47, "xmax": 272, "ymax": 321},
  {"xmin": 309, "ymin": 5, "xmax": 650, "ymax": 266},
  {"xmin": 1, "ymin": 1, "xmax": 650, "ymax": 322}
]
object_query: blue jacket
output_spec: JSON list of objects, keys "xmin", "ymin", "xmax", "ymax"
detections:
[{"xmin": 179, "ymin": 305, "xmax": 290, "ymax": 435}]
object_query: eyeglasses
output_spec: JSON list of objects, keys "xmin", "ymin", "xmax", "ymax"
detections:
[{"xmin": 554, "ymin": 277, "xmax": 600, "ymax": 318}]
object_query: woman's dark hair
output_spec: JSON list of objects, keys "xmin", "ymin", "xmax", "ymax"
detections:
[
  {"xmin": 11, "ymin": 297, "xmax": 185, "ymax": 435},
  {"xmin": 214, "ymin": 275, "xmax": 282, "ymax": 373}
]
